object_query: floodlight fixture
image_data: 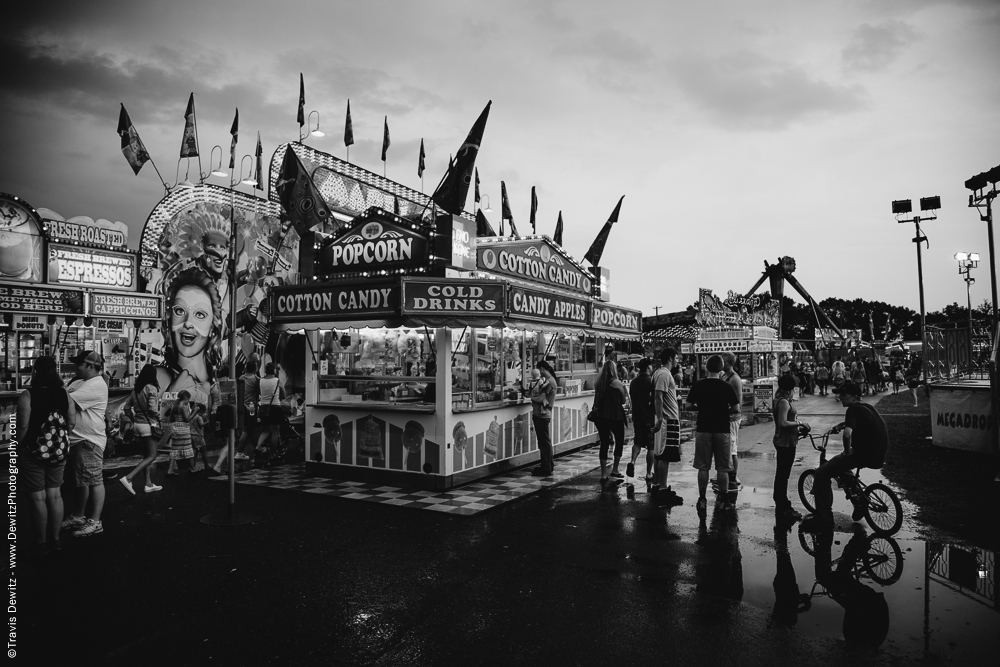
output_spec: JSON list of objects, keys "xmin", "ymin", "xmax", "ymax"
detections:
[
  {"xmin": 919, "ymin": 196, "xmax": 941, "ymax": 211},
  {"xmin": 480, "ymin": 194, "xmax": 492, "ymax": 213},
  {"xmin": 970, "ymin": 252, "xmax": 981, "ymax": 262},
  {"xmin": 986, "ymin": 164, "xmax": 1000, "ymax": 184},
  {"xmin": 892, "ymin": 199, "xmax": 912, "ymax": 214},
  {"xmin": 307, "ymin": 110, "xmax": 324, "ymax": 138},
  {"xmin": 207, "ymin": 145, "xmax": 229, "ymax": 179},
  {"xmin": 955, "ymin": 252, "xmax": 968, "ymax": 262},
  {"xmin": 965, "ymin": 173, "xmax": 988, "ymax": 192}
]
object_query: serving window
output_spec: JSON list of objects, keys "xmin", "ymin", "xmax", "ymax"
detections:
[{"xmin": 316, "ymin": 327, "xmax": 436, "ymax": 404}]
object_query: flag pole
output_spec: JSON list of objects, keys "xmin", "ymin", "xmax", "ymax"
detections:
[
  {"xmin": 192, "ymin": 93, "xmax": 204, "ymax": 184},
  {"xmin": 148, "ymin": 156, "xmax": 168, "ymax": 193}
]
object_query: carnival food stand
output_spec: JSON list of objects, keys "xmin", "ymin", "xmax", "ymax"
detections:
[
  {"xmin": 0, "ymin": 192, "xmax": 162, "ymax": 448},
  {"xmin": 272, "ymin": 207, "xmax": 642, "ymax": 489},
  {"xmin": 686, "ymin": 288, "xmax": 794, "ymax": 419}
]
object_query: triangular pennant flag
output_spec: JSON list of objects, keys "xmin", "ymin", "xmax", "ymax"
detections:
[
  {"xmin": 254, "ymin": 132, "xmax": 264, "ymax": 192},
  {"xmin": 276, "ymin": 145, "xmax": 333, "ymax": 237},
  {"xmin": 229, "ymin": 108, "xmax": 239, "ymax": 169},
  {"xmin": 553, "ymin": 211, "xmax": 564, "ymax": 246},
  {"xmin": 530, "ymin": 186, "xmax": 537, "ymax": 235},
  {"xmin": 297, "ymin": 74, "xmax": 305, "ymax": 128},
  {"xmin": 344, "ymin": 99, "xmax": 354, "ymax": 147},
  {"xmin": 583, "ymin": 195, "xmax": 624, "ymax": 266},
  {"xmin": 180, "ymin": 93, "xmax": 199, "ymax": 158},
  {"xmin": 475, "ymin": 168, "xmax": 481, "ymax": 204},
  {"xmin": 381, "ymin": 116, "xmax": 390, "ymax": 161},
  {"xmin": 417, "ymin": 139, "xmax": 426, "ymax": 178},
  {"xmin": 393, "ymin": 195, "xmax": 401, "ymax": 216},
  {"xmin": 476, "ymin": 209, "xmax": 497, "ymax": 238},
  {"xmin": 501, "ymin": 180, "xmax": 519, "ymax": 239},
  {"xmin": 117, "ymin": 104, "xmax": 150, "ymax": 175},
  {"xmin": 430, "ymin": 101, "xmax": 491, "ymax": 215}
]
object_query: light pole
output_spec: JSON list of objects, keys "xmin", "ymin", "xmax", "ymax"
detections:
[
  {"xmin": 894, "ymin": 195, "xmax": 940, "ymax": 383},
  {"xmin": 965, "ymin": 165, "xmax": 1000, "ymax": 338},
  {"xmin": 955, "ymin": 252, "xmax": 979, "ymax": 370}
]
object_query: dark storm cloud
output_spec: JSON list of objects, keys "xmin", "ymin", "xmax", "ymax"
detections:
[
  {"xmin": 0, "ymin": 33, "xmax": 279, "ymax": 127},
  {"xmin": 842, "ymin": 21, "xmax": 919, "ymax": 73},
  {"xmin": 668, "ymin": 51, "xmax": 868, "ymax": 130}
]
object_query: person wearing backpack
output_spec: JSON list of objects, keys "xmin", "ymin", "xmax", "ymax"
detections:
[{"xmin": 17, "ymin": 356, "xmax": 76, "ymax": 554}]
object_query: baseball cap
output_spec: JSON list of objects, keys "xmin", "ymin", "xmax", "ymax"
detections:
[
  {"xmin": 72, "ymin": 350, "xmax": 105, "ymax": 368},
  {"xmin": 835, "ymin": 381, "xmax": 862, "ymax": 397}
]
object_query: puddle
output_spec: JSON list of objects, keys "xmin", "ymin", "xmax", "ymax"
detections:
[{"xmin": 717, "ymin": 527, "xmax": 1000, "ymax": 661}]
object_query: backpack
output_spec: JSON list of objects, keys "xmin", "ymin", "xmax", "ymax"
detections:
[{"xmin": 31, "ymin": 410, "xmax": 71, "ymax": 464}]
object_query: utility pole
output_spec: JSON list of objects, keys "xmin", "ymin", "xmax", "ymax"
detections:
[{"xmin": 653, "ymin": 306, "xmax": 662, "ymax": 316}]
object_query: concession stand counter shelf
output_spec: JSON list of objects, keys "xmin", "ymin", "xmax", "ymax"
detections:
[{"xmin": 272, "ymin": 207, "xmax": 642, "ymax": 489}]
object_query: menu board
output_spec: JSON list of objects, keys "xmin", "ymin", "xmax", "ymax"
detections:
[{"xmin": 0, "ymin": 284, "xmax": 84, "ymax": 316}]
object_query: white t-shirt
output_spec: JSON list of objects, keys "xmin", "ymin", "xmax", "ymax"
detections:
[
  {"xmin": 68, "ymin": 375, "xmax": 109, "ymax": 450},
  {"xmin": 258, "ymin": 377, "xmax": 280, "ymax": 408},
  {"xmin": 652, "ymin": 367, "xmax": 678, "ymax": 421}
]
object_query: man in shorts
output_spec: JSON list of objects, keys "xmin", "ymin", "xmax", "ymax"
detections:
[
  {"xmin": 62, "ymin": 351, "xmax": 109, "ymax": 538},
  {"xmin": 625, "ymin": 358, "xmax": 655, "ymax": 481},
  {"xmin": 685, "ymin": 354, "xmax": 740, "ymax": 512},
  {"xmin": 720, "ymin": 352, "xmax": 743, "ymax": 492},
  {"xmin": 651, "ymin": 348, "xmax": 682, "ymax": 506},
  {"xmin": 801, "ymin": 382, "xmax": 888, "ymax": 532}
]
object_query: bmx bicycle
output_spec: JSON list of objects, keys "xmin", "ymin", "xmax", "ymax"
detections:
[
  {"xmin": 797, "ymin": 528, "xmax": 904, "ymax": 586},
  {"xmin": 797, "ymin": 423, "xmax": 903, "ymax": 535}
]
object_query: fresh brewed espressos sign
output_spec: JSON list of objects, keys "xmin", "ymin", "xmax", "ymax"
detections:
[
  {"xmin": 478, "ymin": 238, "xmax": 591, "ymax": 296},
  {"xmin": 47, "ymin": 243, "xmax": 137, "ymax": 291},
  {"xmin": 319, "ymin": 213, "xmax": 427, "ymax": 274},
  {"xmin": 591, "ymin": 303, "xmax": 641, "ymax": 334}
]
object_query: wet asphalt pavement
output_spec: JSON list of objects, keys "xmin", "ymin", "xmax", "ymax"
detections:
[{"xmin": 17, "ymin": 392, "xmax": 999, "ymax": 666}]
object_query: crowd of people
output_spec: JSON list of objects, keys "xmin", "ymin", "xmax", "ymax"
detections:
[
  {"xmin": 558, "ymin": 347, "xmax": 893, "ymax": 533},
  {"xmin": 780, "ymin": 355, "xmax": 924, "ymax": 408}
]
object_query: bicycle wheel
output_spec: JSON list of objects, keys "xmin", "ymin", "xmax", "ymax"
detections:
[
  {"xmin": 863, "ymin": 534, "xmax": 904, "ymax": 584},
  {"xmin": 798, "ymin": 526, "xmax": 818, "ymax": 556},
  {"xmin": 863, "ymin": 483, "xmax": 903, "ymax": 535},
  {"xmin": 798, "ymin": 469, "xmax": 817, "ymax": 514}
]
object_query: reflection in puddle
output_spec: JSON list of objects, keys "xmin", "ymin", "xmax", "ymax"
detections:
[{"xmin": 726, "ymin": 525, "xmax": 999, "ymax": 661}]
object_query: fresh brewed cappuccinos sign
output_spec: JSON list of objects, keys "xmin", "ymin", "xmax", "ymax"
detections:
[{"xmin": 478, "ymin": 238, "xmax": 591, "ymax": 295}]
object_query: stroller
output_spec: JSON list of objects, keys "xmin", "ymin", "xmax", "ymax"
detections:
[{"xmin": 254, "ymin": 406, "xmax": 305, "ymax": 468}]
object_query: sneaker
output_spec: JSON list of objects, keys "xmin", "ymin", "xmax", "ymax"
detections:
[
  {"xmin": 800, "ymin": 514, "xmax": 833, "ymax": 533},
  {"xmin": 72, "ymin": 519, "xmax": 103, "ymax": 538},
  {"xmin": 119, "ymin": 476, "xmax": 135, "ymax": 496},
  {"xmin": 145, "ymin": 484, "xmax": 163, "ymax": 493},
  {"xmin": 778, "ymin": 506, "xmax": 803, "ymax": 521},
  {"xmin": 851, "ymin": 501, "xmax": 866, "ymax": 522},
  {"xmin": 696, "ymin": 497, "xmax": 708, "ymax": 511},
  {"xmin": 211, "ymin": 466, "xmax": 224, "ymax": 476},
  {"xmin": 235, "ymin": 453, "xmax": 250, "ymax": 460},
  {"xmin": 610, "ymin": 471, "xmax": 625, "ymax": 479},
  {"xmin": 530, "ymin": 467, "xmax": 552, "ymax": 477},
  {"xmin": 61, "ymin": 515, "xmax": 87, "ymax": 531},
  {"xmin": 626, "ymin": 462, "xmax": 635, "ymax": 478},
  {"xmin": 644, "ymin": 475, "xmax": 655, "ymax": 484}
]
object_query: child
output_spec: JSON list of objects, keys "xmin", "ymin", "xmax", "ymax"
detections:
[
  {"xmin": 190, "ymin": 403, "xmax": 209, "ymax": 473},
  {"xmin": 166, "ymin": 390, "xmax": 194, "ymax": 475},
  {"xmin": 522, "ymin": 368, "xmax": 541, "ymax": 395}
]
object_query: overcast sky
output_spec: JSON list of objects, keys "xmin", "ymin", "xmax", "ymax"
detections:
[{"xmin": 2, "ymin": 0, "xmax": 999, "ymax": 319}]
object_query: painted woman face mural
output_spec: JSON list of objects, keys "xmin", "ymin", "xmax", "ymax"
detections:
[{"xmin": 171, "ymin": 284, "xmax": 213, "ymax": 359}]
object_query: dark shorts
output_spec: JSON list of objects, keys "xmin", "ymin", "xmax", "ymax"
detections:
[
  {"xmin": 654, "ymin": 419, "xmax": 680, "ymax": 461},
  {"xmin": 259, "ymin": 406, "xmax": 284, "ymax": 426},
  {"xmin": 633, "ymin": 419, "xmax": 654, "ymax": 449},
  {"xmin": 22, "ymin": 455, "xmax": 65, "ymax": 493}
]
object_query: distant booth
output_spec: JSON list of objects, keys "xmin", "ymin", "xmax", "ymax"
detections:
[
  {"xmin": 269, "ymin": 146, "xmax": 641, "ymax": 489},
  {"xmin": 641, "ymin": 309, "xmax": 697, "ymax": 360},
  {"xmin": 0, "ymin": 192, "xmax": 161, "ymax": 449},
  {"xmin": 688, "ymin": 288, "xmax": 795, "ymax": 421}
]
